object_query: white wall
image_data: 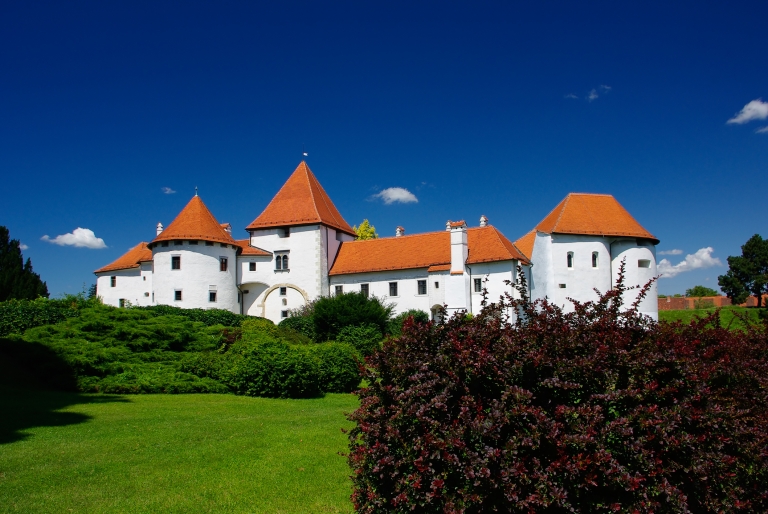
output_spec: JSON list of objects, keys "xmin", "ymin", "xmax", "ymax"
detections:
[
  {"xmin": 330, "ymin": 269, "xmax": 434, "ymax": 316},
  {"xmin": 612, "ymin": 239, "xmax": 658, "ymax": 320},
  {"xmin": 152, "ymin": 242, "xmax": 239, "ymax": 312},
  {"xmin": 468, "ymin": 260, "xmax": 520, "ymax": 314},
  {"xmin": 96, "ymin": 268, "xmax": 150, "ymax": 307}
]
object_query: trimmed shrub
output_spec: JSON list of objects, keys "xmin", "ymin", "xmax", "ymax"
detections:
[
  {"xmin": 278, "ymin": 315, "xmax": 316, "ymax": 341},
  {"xmin": 135, "ymin": 304, "xmax": 250, "ymax": 327},
  {"xmin": 348, "ymin": 267, "xmax": 768, "ymax": 513},
  {"xmin": 310, "ymin": 342, "xmax": 361, "ymax": 393},
  {"xmin": 314, "ymin": 292, "xmax": 392, "ymax": 342},
  {"xmin": 387, "ymin": 309, "xmax": 430, "ymax": 337},
  {"xmin": 337, "ymin": 324, "xmax": 383, "ymax": 356},
  {"xmin": 0, "ymin": 295, "xmax": 94, "ymax": 336}
]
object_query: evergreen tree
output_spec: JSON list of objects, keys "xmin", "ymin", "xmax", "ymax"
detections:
[
  {"xmin": 0, "ymin": 226, "xmax": 49, "ymax": 301},
  {"xmin": 718, "ymin": 234, "xmax": 768, "ymax": 307},
  {"xmin": 352, "ymin": 219, "xmax": 378, "ymax": 240}
]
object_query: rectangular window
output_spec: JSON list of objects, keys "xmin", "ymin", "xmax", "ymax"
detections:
[
  {"xmin": 361, "ymin": 284, "xmax": 369, "ymax": 297},
  {"xmin": 279, "ymin": 287, "xmax": 287, "ymax": 296},
  {"xmin": 389, "ymin": 282, "xmax": 398, "ymax": 297},
  {"xmin": 171, "ymin": 256, "xmax": 181, "ymax": 270},
  {"xmin": 209, "ymin": 291, "xmax": 217, "ymax": 302},
  {"xmin": 220, "ymin": 257, "xmax": 228, "ymax": 272},
  {"xmin": 249, "ymin": 262, "xmax": 256, "ymax": 271},
  {"xmin": 174, "ymin": 240, "xmax": 182, "ymax": 246},
  {"xmin": 161, "ymin": 241, "xmax": 169, "ymax": 247},
  {"xmin": 638, "ymin": 259, "xmax": 651, "ymax": 268},
  {"xmin": 434, "ymin": 281, "xmax": 439, "ymax": 289},
  {"xmin": 417, "ymin": 280, "xmax": 427, "ymax": 295},
  {"xmin": 474, "ymin": 278, "xmax": 482, "ymax": 293},
  {"xmin": 110, "ymin": 276, "xmax": 116, "ymax": 287},
  {"xmin": 189, "ymin": 240, "xmax": 198, "ymax": 245},
  {"xmin": 119, "ymin": 299, "xmax": 125, "ymax": 308},
  {"xmin": 280, "ymin": 227, "xmax": 290, "ymax": 238},
  {"xmin": 559, "ymin": 284, "xmax": 566, "ymax": 289},
  {"xmin": 175, "ymin": 290, "xmax": 182, "ymax": 301},
  {"xmin": 205, "ymin": 241, "xmax": 214, "ymax": 246},
  {"xmin": 335, "ymin": 285, "xmax": 343, "ymax": 296},
  {"xmin": 281, "ymin": 310, "xmax": 289, "ymax": 318}
]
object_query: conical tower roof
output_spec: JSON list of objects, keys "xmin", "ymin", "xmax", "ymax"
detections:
[
  {"xmin": 246, "ymin": 161, "xmax": 355, "ymax": 236},
  {"xmin": 152, "ymin": 195, "xmax": 236, "ymax": 246}
]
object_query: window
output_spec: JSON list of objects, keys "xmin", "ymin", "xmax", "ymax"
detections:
[
  {"xmin": 361, "ymin": 284, "xmax": 369, "ymax": 297},
  {"xmin": 389, "ymin": 282, "xmax": 398, "ymax": 297},
  {"xmin": 280, "ymin": 228, "xmax": 290, "ymax": 238},
  {"xmin": 220, "ymin": 243, "xmax": 227, "ymax": 248},
  {"xmin": 171, "ymin": 256, "xmax": 181, "ymax": 270},
  {"xmin": 144, "ymin": 292, "xmax": 149, "ymax": 297},
  {"xmin": 638, "ymin": 259, "xmax": 651, "ymax": 268},
  {"xmin": 143, "ymin": 276, "xmax": 146, "ymax": 281},
  {"xmin": 280, "ymin": 287, "xmax": 287, "ymax": 296},
  {"xmin": 205, "ymin": 241, "xmax": 214, "ymax": 246},
  {"xmin": 474, "ymin": 278, "xmax": 482, "ymax": 293},
  {"xmin": 275, "ymin": 253, "xmax": 289, "ymax": 271},
  {"xmin": 119, "ymin": 299, "xmax": 125, "ymax": 308},
  {"xmin": 249, "ymin": 262, "xmax": 256, "ymax": 271},
  {"xmin": 592, "ymin": 252, "xmax": 599, "ymax": 268},
  {"xmin": 189, "ymin": 240, "xmax": 198, "ymax": 245},
  {"xmin": 434, "ymin": 281, "xmax": 439, "ymax": 289},
  {"xmin": 175, "ymin": 290, "xmax": 182, "ymax": 301},
  {"xmin": 282, "ymin": 255, "xmax": 288, "ymax": 270},
  {"xmin": 110, "ymin": 276, "xmax": 116, "ymax": 287},
  {"xmin": 209, "ymin": 291, "xmax": 217, "ymax": 302},
  {"xmin": 220, "ymin": 257, "xmax": 228, "ymax": 272},
  {"xmin": 567, "ymin": 252, "xmax": 574, "ymax": 269},
  {"xmin": 281, "ymin": 310, "xmax": 289, "ymax": 318},
  {"xmin": 335, "ymin": 285, "xmax": 343, "ymax": 296},
  {"xmin": 559, "ymin": 284, "xmax": 566, "ymax": 289},
  {"xmin": 174, "ymin": 240, "xmax": 182, "ymax": 246},
  {"xmin": 417, "ymin": 280, "xmax": 427, "ymax": 295},
  {"xmin": 161, "ymin": 241, "xmax": 169, "ymax": 247}
]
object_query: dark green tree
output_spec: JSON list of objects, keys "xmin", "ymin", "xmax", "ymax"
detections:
[
  {"xmin": 718, "ymin": 234, "xmax": 768, "ymax": 307},
  {"xmin": 0, "ymin": 226, "xmax": 48, "ymax": 301},
  {"xmin": 313, "ymin": 292, "xmax": 393, "ymax": 342},
  {"xmin": 685, "ymin": 285, "xmax": 718, "ymax": 297}
]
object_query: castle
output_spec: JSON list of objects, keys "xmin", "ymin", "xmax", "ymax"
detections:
[{"xmin": 95, "ymin": 162, "xmax": 659, "ymax": 322}]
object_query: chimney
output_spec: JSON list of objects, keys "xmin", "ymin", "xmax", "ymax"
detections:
[
  {"xmin": 395, "ymin": 226, "xmax": 405, "ymax": 237},
  {"xmin": 479, "ymin": 215, "xmax": 488, "ymax": 227},
  {"xmin": 156, "ymin": 222, "xmax": 163, "ymax": 236},
  {"xmin": 221, "ymin": 223, "xmax": 232, "ymax": 234},
  {"xmin": 449, "ymin": 220, "xmax": 468, "ymax": 274},
  {"xmin": 445, "ymin": 220, "xmax": 452, "ymax": 232}
]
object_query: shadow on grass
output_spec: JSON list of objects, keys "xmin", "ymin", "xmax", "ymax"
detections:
[{"xmin": 0, "ymin": 336, "xmax": 129, "ymax": 445}]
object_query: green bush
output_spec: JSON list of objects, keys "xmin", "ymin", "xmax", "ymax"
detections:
[
  {"xmin": 337, "ymin": 324, "xmax": 383, "ymax": 356},
  {"xmin": 309, "ymin": 342, "xmax": 361, "ymax": 393},
  {"xmin": 386, "ymin": 309, "xmax": 429, "ymax": 337},
  {"xmin": 313, "ymin": 292, "xmax": 392, "ymax": 342},
  {"xmin": 221, "ymin": 339, "xmax": 322, "ymax": 398},
  {"xmin": 278, "ymin": 315, "xmax": 316, "ymax": 341},
  {"xmin": 134, "ymin": 304, "xmax": 250, "ymax": 327},
  {"xmin": 0, "ymin": 295, "xmax": 95, "ymax": 336}
]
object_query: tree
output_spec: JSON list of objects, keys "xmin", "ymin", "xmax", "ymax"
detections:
[
  {"xmin": 718, "ymin": 234, "xmax": 768, "ymax": 307},
  {"xmin": 352, "ymin": 219, "xmax": 378, "ymax": 240},
  {"xmin": 313, "ymin": 292, "xmax": 392, "ymax": 342},
  {"xmin": 685, "ymin": 285, "xmax": 718, "ymax": 297},
  {"xmin": 0, "ymin": 226, "xmax": 48, "ymax": 301}
]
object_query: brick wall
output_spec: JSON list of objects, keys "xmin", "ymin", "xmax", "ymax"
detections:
[{"xmin": 658, "ymin": 295, "xmax": 768, "ymax": 311}]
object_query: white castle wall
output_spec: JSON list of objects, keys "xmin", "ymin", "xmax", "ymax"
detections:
[
  {"xmin": 611, "ymin": 239, "xmax": 658, "ymax": 320},
  {"xmin": 468, "ymin": 260, "xmax": 522, "ymax": 314},
  {"xmin": 96, "ymin": 267, "xmax": 150, "ymax": 307},
  {"xmin": 330, "ymin": 269, "xmax": 434, "ymax": 315},
  {"xmin": 152, "ymin": 242, "xmax": 239, "ymax": 312}
]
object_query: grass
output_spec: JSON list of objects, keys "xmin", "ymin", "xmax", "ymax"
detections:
[
  {"xmin": 0, "ymin": 387, "xmax": 358, "ymax": 513},
  {"xmin": 659, "ymin": 305, "xmax": 765, "ymax": 330}
]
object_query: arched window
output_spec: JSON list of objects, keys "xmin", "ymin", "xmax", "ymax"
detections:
[
  {"xmin": 567, "ymin": 252, "xmax": 574, "ymax": 269},
  {"xmin": 275, "ymin": 255, "xmax": 282, "ymax": 270},
  {"xmin": 282, "ymin": 255, "xmax": 289, "ymax": 270},
  {"xmin": 592, "ymin": 252, "xmax": 598, "ymax": 268}
]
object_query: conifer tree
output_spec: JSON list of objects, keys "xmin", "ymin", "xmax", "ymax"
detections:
[{"xmin": 0, "ymin": 226, "xmax": 49, "ymax": 301}]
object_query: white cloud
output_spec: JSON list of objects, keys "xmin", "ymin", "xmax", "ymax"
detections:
[
  {"xmin": 727, "ymin": 99, "xmax": 768, "ymax": 125},
  {"xmin": 587, "ymin": 89, "xmax": 599, "ymax": 102},
  {"xmin": 162, "ymin": 187, "xmax": 176, "ymax": 194},
  {"xmin": 599, "ymin": 85, "xmax": 612, "ymax": 92},
  {"xmin": 41, "ymin": 228, "xmax": 107, "ymax": 249},
  {"xmin": 19, "ymin": 243, "xmax": 28, "ymax": 250},
  {"xmin": 756, "ymin": 126, "xmax": 768, "ymax": 134},
  {"xmin": 658, "ymin": 247, "xmax": 722, "ymax": 279},
  {"xmin": 658, "ymin": 249, "xmax": 683, "ymax": 255},
  {"xmin": 564, "ymin": 93, "xmax": 579, "ymax": 99},
  {"xmin": 372, "ymin": 187, "xmax": 418, "ymax": 205}
]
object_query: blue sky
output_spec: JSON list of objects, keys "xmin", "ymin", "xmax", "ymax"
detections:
[{"xmin": 1, "ymin": 1, "xmax": 766, "ymax": 297}]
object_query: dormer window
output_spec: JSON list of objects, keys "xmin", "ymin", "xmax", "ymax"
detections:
[
  {"xmin": 567, "ymin": 252, "xmax": 574, "ymax": 269},
  {"xmin": 592, "ymin": 252, "xmax": 598, "ymax": 268}
]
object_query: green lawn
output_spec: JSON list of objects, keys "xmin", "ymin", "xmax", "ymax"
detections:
[
  {"xmin": 659, "ymin": 305, "xmax": 764, "ymax": 330},
  {"xmin": 0, "ymin": 387, "xmax": 358, "ymax": 513}
]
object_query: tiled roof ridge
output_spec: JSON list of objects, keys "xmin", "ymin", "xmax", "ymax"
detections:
[
  {"xmin": 307, "ymin": 164, "xmax": 346, "ymax": 229},
  {"xmin": 302, "ymin": 162, "xmax": 322, "ymax": 223},
  {"xmin": 551, "ymin": 194, "xmax": 570, "ymax": 232}
]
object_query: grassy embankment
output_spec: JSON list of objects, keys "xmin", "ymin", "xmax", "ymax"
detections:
[
  {"xmin": 658, "ymin": 305, "xmax": 764, "ymax": 329},
  {"xmin": 0, "ymin": 386, "xmax": 357, "ymax": 514}
]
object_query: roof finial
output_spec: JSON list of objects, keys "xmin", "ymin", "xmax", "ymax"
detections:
[
  {"xmin": 195, "ymin": 186, "xmax": 198, "ymax": 197},
  {"xmin": 302, "ymin": 144, "xmax": 308, "ymax": 160}
]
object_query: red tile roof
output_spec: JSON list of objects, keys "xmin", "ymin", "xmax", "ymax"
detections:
[
  {"xmin": 152, "ymin": 195, "xmax": 236, "ymax": 246},
  {"xmin": 329, "ymin": 226, "xmax": 530, "ymax": 276},
  {"xmin": 246, "ymin": 161, "xmax": 356, "ymax": 236},
  {"xmin": 234, "ymin": 239, "xmax": 271, "ymax": 256},
  {"xmin": 94, "ymin": 242, "xmax": 152, "ymax": 274},
  {"xmin": 527, "ymin": 193, "xmax": 659, "ymax": 244},
  {"xmin": 514, "ymin": 230, "xmax": 536, "ymax": 261}
]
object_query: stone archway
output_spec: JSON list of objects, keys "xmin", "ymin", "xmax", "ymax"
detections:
[{"xmin": 257, "ymin": 283, "xmax": 311, "ymax": 319}]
